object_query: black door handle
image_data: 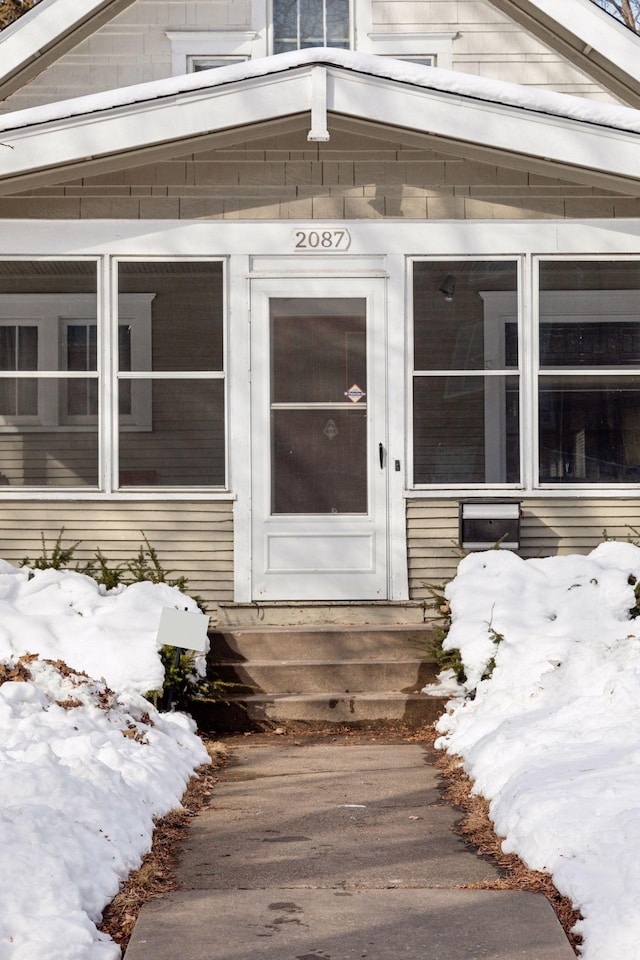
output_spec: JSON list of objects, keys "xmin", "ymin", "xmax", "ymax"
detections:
[{"xmin": 379, "ymin": 442, "xmax": 384, "ymax": 469}]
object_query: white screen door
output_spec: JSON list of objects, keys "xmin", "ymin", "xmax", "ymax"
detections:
[{"xmin": 251, "ymin": 277, "xmax": 388, "ymax": 600}]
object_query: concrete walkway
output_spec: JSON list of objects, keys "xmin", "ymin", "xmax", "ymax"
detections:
[{"xmin": 125, "ymin": 737, "xmax": 575, "ymax": 960}]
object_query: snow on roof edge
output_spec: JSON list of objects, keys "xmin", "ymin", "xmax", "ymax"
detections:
[{"xmin": 0, "ymin": 47, "xmax": 639, "ymax": 138}]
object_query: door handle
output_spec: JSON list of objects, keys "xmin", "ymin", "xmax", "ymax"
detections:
[{"xmin": 379, "ymin": 442, "xmax": 385, "ymax": 469}]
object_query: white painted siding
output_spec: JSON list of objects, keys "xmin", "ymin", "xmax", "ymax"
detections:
[
  {"xmin": 372, "ymin": 0, "xmax": 611, "ymax": 98},
  {"xmin": 0, "ymin": 0, "xmax": 615, "ymax": 115}
]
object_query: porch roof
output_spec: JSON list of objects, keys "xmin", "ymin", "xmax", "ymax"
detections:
[{"xmin": 0, "ymin": 48, "xmax": 639, "ymax": 195}]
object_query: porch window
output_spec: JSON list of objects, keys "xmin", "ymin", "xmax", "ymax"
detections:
[
  {"xmin": 0, "ymin": 261, "xmax": 98, "ymax": 487},
  {"xmin": 538, "ymin": 260, "xmax": 640, "ymax": 484},
  {"xmin": 412, "ymin": 260, "xmax": 520, "ymax": 485},
  {"xmin": 117, "ymin": 261, "xmax": 225, "ymax": 488},
  {"xmin": 273, "ymin": 0, "xmax": 350, "ymax": 53}
]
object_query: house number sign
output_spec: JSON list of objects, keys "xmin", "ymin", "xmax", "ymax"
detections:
[{"xmin": 291, "ymin": 228, "xmax": 351, "ymax": 251}]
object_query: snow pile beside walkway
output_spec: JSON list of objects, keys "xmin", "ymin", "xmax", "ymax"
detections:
[
  {"xmin": 0, "ymin": 561, "xmax": 209, "ymax": 959},
  {"xmin": 0, "ymin": 559, "xmax": 205, "ymax": 696},
  {"xmin": 435, "ymin": 542, "xmax": 640, "ymax": 960}
]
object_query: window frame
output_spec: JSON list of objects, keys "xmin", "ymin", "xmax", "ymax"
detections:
[
  {"xmin": 0, "ymin": 257, "xmax": 228, "ymax": 495},
  {"xmin": 270, "ymin": 0, "xmax": 353, "ymax": 54},
  {"xmin": 409, "ymin": 254, "xmax": 640, "ymax": 493},
  {"xmin": 0, "ymin": 293, "xmax": 153, "ymax": 432},
  {"xmin": 165, "ymin": 31, "xmax": 259, "ymax": 76},
  {"xmin": 112, "ymin": 257, "xmax": 228, "ymax": 493},
  {"xmin": 362, "ymin": 33, "xmax": 454, "ymax": 68},
  {"xmin": 534, "ymin": 279, "xmax": 640, "ymax": 488},
  {"xmin": 409, "ymin": 257, "xmax": 524, "ymax": 491}
]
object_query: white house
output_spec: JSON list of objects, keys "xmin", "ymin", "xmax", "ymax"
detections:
[{"xmin": 0, "ymin": 0, "xmax": 640, "ymax": 616}]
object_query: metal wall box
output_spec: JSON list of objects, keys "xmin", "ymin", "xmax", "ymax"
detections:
[{"xmin": 459, "ymin": 501, "xmax": 521, "ymax": 550}]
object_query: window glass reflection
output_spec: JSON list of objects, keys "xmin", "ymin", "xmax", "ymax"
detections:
[{"xmin": 273, "ymin": 0, "xmax": 350, "ymax": 53}]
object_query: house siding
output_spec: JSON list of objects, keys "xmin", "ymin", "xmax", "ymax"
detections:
[
  {"xmin": 0, "ymin": 0, "xmax": 613, "ymax": 116},
  {"xmin": 0, "ymin": 500, "xmax": 234, "ymax": 607},
  {"xmin": 407, "ymin": 498, "xmax": 640, "ymax": 599},
  {"xmin": 2, "ymin": 128, "xmax": 638, "ymax": 220}
]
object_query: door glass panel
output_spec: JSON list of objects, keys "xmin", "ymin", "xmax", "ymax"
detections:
[{"xmin": 270, "ymin": 298, "xmax": 367, "ymax": 514}]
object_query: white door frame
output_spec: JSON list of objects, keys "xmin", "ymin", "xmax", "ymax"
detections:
[{"xmin": 249, "ymin": 273, "xmax": 389, "ymax": 600}]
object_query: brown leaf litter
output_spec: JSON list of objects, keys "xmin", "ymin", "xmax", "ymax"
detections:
[
  {"xmin": 98, "ymin": 739, "xmax": 228, "ymax": 952},
  {"xmin": 431, "ymin": 731, "xmax": 582, "ymax": 956}
]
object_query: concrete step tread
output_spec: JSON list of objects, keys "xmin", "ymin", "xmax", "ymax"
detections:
[
  {"xmin": 221, "ymin": 691, "xmax": 442, "ymax": 703},
  {"xmin": 212, "ymin": 623, "xmax": 435, "ymax": 635},
  {"xmin": 216, "ymin": 601, "xmax": 430, "ymax": 627},
  {"xmin": 215, "ymin": 657, "xmax": 435, "ymax": 667},
  {"xmin": 192, "ymin": 690, "xmax": 447, "ymax": 728},
  {"xmin": 210, "ymin": 628, "xmax": 434, "ymax": 662}
]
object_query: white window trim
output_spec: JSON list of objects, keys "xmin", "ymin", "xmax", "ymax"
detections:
[
  {"xmin": 0, "ymin": 293, "xmax": 153, "ymax": 432},
  {"xmin": 165, "ymin": 31, "xmax": 261, "ymax": 76},
  {"xmin": 115, "ymin": 294, "xmax": 154, "ymax": 433},
  {"xmin": 480, "ymin": 291, "xmax": 520, "ymax": 486},
  {"xmin": 0, "ymin": 315, "xmax": 51, "ymax": 427},
  {"xmin": 112, "ymin": 258, "xmax": 228, "ymax": 495},
  {"xmin": 356, "ymin": 31, "xmax": 455, "ymax": 68},
  {"xmin": 410, "ymin": 258, "xmax": 523, "ymax": 492}
]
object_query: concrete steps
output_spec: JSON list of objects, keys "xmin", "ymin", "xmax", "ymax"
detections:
[
  {"xmin": 193, "ymin": 623, "xmax": 449, "ymax": 731},
  {"xmin": 216, "ymin": 600, "xmax": 429, "ymax": 627}
]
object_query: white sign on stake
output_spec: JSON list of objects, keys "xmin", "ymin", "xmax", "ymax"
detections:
[{"xmin": 156, "ymin": 607, "xmax": 209, "ymax": 653}]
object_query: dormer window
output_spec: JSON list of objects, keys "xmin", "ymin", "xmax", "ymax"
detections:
[{"xmin": 273, "ymin": 0, "xmax": 350, "ymax": 54}]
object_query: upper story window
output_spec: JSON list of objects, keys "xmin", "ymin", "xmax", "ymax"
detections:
[
  {"xmin": 188, "ymin": 56, "xmax": 248, "ymax": 73},
  {"xmin": 273, "ymin": 0, "xmax": 350, "ymax": 54},
  {"xmin": 358, "ymin": 32, "xmax": 455, "ymax": 68},
  {"xmin": 166, "ymin": 32, "xmax": 259, "ymax": 76}
]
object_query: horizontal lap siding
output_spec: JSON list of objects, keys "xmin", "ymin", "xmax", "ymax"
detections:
[
  {"xmin": 0, "ymin": 501, "xmax": 233, "ymax": 608},
  {"xmin": 3, "ymin": 125, "xmax": 640, "ymax": 220},
  {"xmin": 0, "ymin": 0, "xmax": 611, "ymax": 115},
  {"xmin": 0, "ymin": 434, "xmax": 97, "ymax": 486},
  {"xmin": 520, "ymin": 499, "xmax": 640, "ymax": 556},
  {"xmin": 407, "ymin": 498, "xmax": 640, "ymax": 597},
  {"xmin": 407, "ymin": 500, "xmax": 462, "ymax": 597}
]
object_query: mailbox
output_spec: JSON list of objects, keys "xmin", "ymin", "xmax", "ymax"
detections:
[{"xmin": 459, "ymin": 500, "xmax": 521, "ymax": 550}]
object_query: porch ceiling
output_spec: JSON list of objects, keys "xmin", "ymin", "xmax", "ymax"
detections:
[{"xmin": 0, "ymin": 52, "xmax": 639, "ymax": 197}]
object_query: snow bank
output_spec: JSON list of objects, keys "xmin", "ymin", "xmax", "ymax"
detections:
[
  {"xmin": 434, "ymin": 542, "xmax": 640, "ymax": 960},
  {"xmin": 0, "ymin": 560, "xmax": 203, "ymax": 696},
  {"xmin": 0, "ymin": 561, "xmax": 210, "ymax": 959}
]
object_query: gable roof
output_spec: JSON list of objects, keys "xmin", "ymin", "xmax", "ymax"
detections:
[
  {"xmin": 491, "ymin": 0, "xmax": 640, "ymax": 107},
  {"xmin": 2, "ymin": 0, "xmax": 640, "ymax": 108},
  {"xmin": 0, "ymin": 0, "xmax": 136, "ymax": 102},
  {"xmin": 0, "ymin": 49, "xmax": 638, "ymax": 197}
]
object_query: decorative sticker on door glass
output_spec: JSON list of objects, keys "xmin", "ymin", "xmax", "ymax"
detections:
[
  {"xmin": 323, "ymin": 418, "xmax": 339, "ymax": 440},
  {"xmin": 344, "ymin": 384, "xmax": 366, "ymax": 403}
]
